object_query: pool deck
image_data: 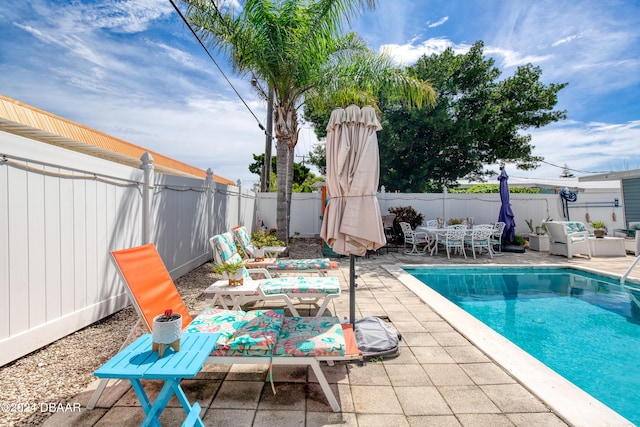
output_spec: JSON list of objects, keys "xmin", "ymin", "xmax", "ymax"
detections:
[{"xmin": 46, "ymin": 247, "xmax": 638, "ymax": 426}]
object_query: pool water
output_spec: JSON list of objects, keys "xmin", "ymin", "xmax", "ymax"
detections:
[{"xmin": 407, "ymin": 267, "xmax": 640, "ymax": 425}]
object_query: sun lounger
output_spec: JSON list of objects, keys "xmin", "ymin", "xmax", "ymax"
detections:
[
  {"xmin": 231, "ymin": 226, "xmax": 338, "ymax": 275},
  {"xmin": 87, "ymin": 243, "xmax": 360, "ymax": 412},
  {"xmin": 209, "ymin": 232, "xmax": 341, "ymax": 315}
]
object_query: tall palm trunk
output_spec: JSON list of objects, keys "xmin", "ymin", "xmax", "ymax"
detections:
[
  {"xmin": 275, "ymin": 140, "xmax": 289, "ymax": 243},
  {"xmin": 274, "ymin": 105, "xmax": 299, "ymax": 244}
]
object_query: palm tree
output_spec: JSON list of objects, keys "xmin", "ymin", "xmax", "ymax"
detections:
[{"xmin": 183, "ymin": 0, "xmax": 435, "ymax": 243}]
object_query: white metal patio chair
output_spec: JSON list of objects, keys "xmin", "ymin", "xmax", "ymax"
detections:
[
  {"xmin": 465, "ymin": 227, "xmax": 494, "ymax": 259},
  {"xmin": 433, "ymin": 226, "xmax": 468, "ymax": 259},
  {"xmin": 400, "ymin": 221, "xmax": 431, "ymax": 255},
  {"xmin": 490, "ymin": 222, "xmax": 506, "ymax": 252}
]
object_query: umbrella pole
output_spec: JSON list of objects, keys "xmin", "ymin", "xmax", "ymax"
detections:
[{"xmin": 350, "ymin": 254, "xmax": 356, "ymax": 327}]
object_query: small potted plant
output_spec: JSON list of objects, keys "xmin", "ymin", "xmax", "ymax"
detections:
[
  {"xmin": 152, "ymin": 308, "xmax": 182, "ymax": 357},
  {"xmin": 253, "ymin": 243, "xmax": 265, "ymax": 262},
  {"xmin": 591, "ymin": 220, "xmax": 607, "ymax": 238},
  {"xmin": 212, "ymin": 260, "xmax": 246, "ymax": 286}
]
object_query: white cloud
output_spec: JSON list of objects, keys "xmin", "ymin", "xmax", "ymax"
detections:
[
  {"xmin": 483, "ymin": 47, "xmax": 551, "ymax": 68},
  {"xmin": 527, "ymin": 120, "xmax": 640, "ymax": 177},
  {"xmin": 551, "ymin": 34, "xmax": 579, "ymax": 47},
  {"xmin": 427, "ymin": 16, "xmax": 448, "ymax": 28},
  {"xmin": 380, "ymin": 37, "xmax": 469, "ymax": 65}
]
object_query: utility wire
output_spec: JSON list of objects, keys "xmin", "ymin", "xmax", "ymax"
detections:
[
  {"xmin": 168, "ymin": 0, "xmax": 266, "ymax": 134},
  {"xmin": 539, "ymin": 159, "xmax": 610, "ymax": 175}
]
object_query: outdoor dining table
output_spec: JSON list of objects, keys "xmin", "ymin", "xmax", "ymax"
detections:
[{"xmin": 94, "ymin": 332, "xmax": 219, "ymax": 427}]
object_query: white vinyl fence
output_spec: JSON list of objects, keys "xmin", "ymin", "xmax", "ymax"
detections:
[
  {"xmin": 0, "ymin": 131, "xmax": 256, "ymax": 366},
  {"xmin": 257, "ymin": 188, "xmax": 624, "ymax": 238}
]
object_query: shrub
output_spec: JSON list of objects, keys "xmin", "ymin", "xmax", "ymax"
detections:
[
  {"xmin": 251, "ymin": 229, "xmax": 284, "ymax": 247},
  {"xmin": 389, "ymin": 206, "xmax": 424, "ymax": 239}
]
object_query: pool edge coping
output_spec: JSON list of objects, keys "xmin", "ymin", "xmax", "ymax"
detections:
[{"xmin": 383, "ymin": 263, "xmax": 635, "ymax": 427}]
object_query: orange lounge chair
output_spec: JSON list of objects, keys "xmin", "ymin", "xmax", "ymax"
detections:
[{"xmin": 87, "ymin": 243, "xmax": 361, "ymax": 412}]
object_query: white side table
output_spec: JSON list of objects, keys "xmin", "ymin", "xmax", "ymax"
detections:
[
  {"xmin": 204, "ymin": 279, "xmax": 261, "ymax": 310},
  {"xmin": 588, "ymin": 237, "xmax": 626, "ymax": 257},
  {"xmin": 528, "ymin": 234, "xmax": 549, "ymax": 252}
]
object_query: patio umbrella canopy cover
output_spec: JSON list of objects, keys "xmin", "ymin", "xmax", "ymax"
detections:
[
  {"xmin": 320, "ymin": 105, "xmax": 386, "ymax": 328},
  {"xmin": 498, "ymin": 167, "xmax": 516, "ymax": 244},
  {"xmin": 320, "ymin": 105, "xmax": 385, "ymax": 256}
]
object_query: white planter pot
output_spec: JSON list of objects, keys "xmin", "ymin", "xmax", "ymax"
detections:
[
  {"xmin": 254, "ymin": 248, "xmax": 265, "ymax": 261},
  {"xmin": 152, "ymin": 313, "xmax": 182, "ymax": 357},
  {"xmin": 224, "ymin": 270, "xmax": 244, "ymax": 286}
]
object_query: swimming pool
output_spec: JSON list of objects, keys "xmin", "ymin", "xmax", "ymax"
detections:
[{"xmin": 390, "ymin": 265, "xmax": 639, "ymax": 426}]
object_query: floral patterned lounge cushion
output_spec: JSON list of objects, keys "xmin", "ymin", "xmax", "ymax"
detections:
[
  {"xmin": 260, "ymin": 276, "xmax": 341, "ymax": 295},
  {"xmin": 226, "ymin": 309, "xmax": 285, "ymax": 356},
  {"xmin": 232, "ymin": 226, "xmax": 257, "ymax": 258},
  {"xmin": 210, "ymin": 232, "xmax": 238, "ymax": 264},
  {"xmin": 183, "ymin": 308, "xmax": 247, "ymax": 353},
  {"xmin": 268, "ymin": 258, "xmax": 338, "ymax": 271},
  {"xmin": 274, "ymin": 316, "xmax": 346, "ymax": 357}
]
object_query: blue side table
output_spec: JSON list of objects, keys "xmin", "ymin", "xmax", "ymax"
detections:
[{"xmin": 95, "ymin": 333, "xmax": 219, "ymax": 427}]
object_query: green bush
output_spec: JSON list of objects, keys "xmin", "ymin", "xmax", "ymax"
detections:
[
  {"xmin": 251, "ymin": 229, "xmax": 284, "ymax": 248},
  {"xmin": 389, "ymin": 206, "xmax": 424, "ymax": 240}
]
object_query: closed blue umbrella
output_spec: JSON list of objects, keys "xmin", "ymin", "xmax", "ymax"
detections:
[{"xmin": 498, "ymin": 167, "xmax": 516, "ymax": 244}]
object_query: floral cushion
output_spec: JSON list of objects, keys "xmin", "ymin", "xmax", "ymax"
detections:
[
  {"xmin": 566, "ymin": 222, "xmax": 587, "ymax": 234},
  {"xmin": 183, "ymin": 308, "xmax": 246, "ymax": 352},
  {"xmin": 232, "ymin": 226, "xmax": 257, "ymax": 258},
  {"xmin": 226, "ymin": 309, "xmax": 285, "ymax": 356},
  {"xmin": 268, "ymin": 258, "xmax": 338, "ymax": 271},
  {"xmin": 260, "ymin": 276, "xmax": 341, "ymax": 295},
  {"xmin": 184, "ymin": 309, "xmax": 346, "ymax": 358},
  {"xmin": 210, "ymin": 232, "xmax": 238, "ymax": 264},
  {"xmin": 274, "ymin": 316, "xmax": 346, "ymax": 357}
]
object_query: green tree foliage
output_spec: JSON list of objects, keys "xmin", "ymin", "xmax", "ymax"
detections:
[
  {"xmin": 249, "ymin": 154, "xmax": 314, "ymax": 191},
  {"xmin": 308, "ymin": 144, "xmax": 327, "ymax": 175},
  {"xmin": 378, "ymin": 41, "xmax": 567, "ymax": 192}
]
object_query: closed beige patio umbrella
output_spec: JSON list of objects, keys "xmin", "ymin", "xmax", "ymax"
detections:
[{"xmin": 320, "ymin": 104, "xmax": 386, "ymax": 325}]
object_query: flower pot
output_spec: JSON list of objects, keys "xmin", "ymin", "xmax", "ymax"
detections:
[
  {"xmin": 594, "ymin": 229, "xmax": 606, "ymax": 239},
  {"xmin": 152, "ymin": 313, "xmax": 182, "ymax": 357},
  {"xmin": 535, "ymin": 226, "xmax": 545, "ymax": 235},
  {"xmin": 224, "ymin": 270, "xmax": 244, "ymax": 287},
  {"xmin": 253, "ymin": 248, "xmax": 265, "ymax": 262}
]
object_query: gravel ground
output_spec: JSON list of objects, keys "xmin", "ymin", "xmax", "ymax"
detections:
[{"xmin": 0, "ymin": 238, "xmax": 324, "ymax": 427}]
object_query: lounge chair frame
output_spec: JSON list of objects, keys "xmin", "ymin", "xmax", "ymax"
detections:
[{"xmin": 87, "ymin": 244, "xmax": 360, "ymax": 412}]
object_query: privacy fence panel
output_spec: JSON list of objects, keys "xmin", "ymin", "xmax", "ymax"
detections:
[
  {"xmin": 0, "ymin": 131, "xmax": 253, "ymax": 366},
  {"xmin": 257, "ymin": 188, "xmax": 623, "ymax": 238}
]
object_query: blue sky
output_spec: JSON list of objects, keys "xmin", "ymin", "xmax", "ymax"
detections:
[{"xmin": 1, "ymin": 0, "xmax": 639, "ymax": 187}]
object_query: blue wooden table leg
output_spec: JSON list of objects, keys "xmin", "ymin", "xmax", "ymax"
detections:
[
  {"xmin": 129, "ymin": 379, "xmax": 162, "ymax": 427},
  {"xmin": 171, "ymin": 382, "xmax": 205, "ymax": 427},
  {"xmin": 140, "ymin": 379, "xmax": 176, "ymax": 427}
]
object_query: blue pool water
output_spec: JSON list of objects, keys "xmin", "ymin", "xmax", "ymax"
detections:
[{"xmin": 406, "ymin": 267, "xmax": 640, "ymax": 425}]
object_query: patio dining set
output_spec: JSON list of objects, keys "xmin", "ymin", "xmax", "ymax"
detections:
[{"xmin": 396, "ymin": 220, "xmax": 506, "ymax": 260}]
